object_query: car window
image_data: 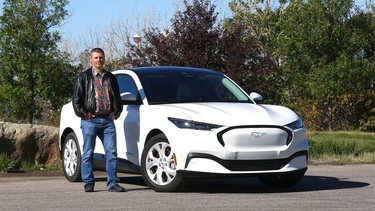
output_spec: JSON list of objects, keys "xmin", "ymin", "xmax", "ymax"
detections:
[
  {"xmin": 141, "ymin": 75, "xmax": 179, "ymax": 103},
  {"xmin": 220, "ymin": 78, "xmax": 249, "ymax": 101},
  {"xmin": 139, "ymin": 72, "xmax": 251, "ymax": 104},
  {"xmin": 116, "ymin": 74, "xmax": 140, "ymax": 100}
]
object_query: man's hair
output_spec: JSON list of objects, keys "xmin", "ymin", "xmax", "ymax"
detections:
[{"xmin": 90, "ymin": 48, "xmax": 105, "ymax": 56}]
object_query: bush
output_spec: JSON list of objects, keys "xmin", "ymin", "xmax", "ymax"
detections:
[{"xmin": 296, "ymin": 91, "xmax": 375, "ymax": 131}]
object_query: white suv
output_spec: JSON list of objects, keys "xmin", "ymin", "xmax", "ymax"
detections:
[{"xmin": 59, "ymin": 66, "xmax": 308, "ymax": 192}]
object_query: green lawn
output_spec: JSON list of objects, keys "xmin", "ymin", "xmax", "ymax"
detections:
[{"xmin": 307, "ymin": 131, "xmax": 375, "ymax": 165}]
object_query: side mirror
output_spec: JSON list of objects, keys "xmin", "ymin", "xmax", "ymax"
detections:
[
  {"xmin": 121, "ymin": 92, "xmax": 140, "ymax": 104},
  {"xmin": 250, "ymin": 92, "xmax": 263, "ymax": 103}
]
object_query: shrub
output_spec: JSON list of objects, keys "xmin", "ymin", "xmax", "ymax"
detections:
[
  {"xmin": 296, "ymin": 91, "xmax": 375, "ymax": 131},
  {"xmin": 0, "ymin": 153, "xmax": 16, "ymax": 172}
]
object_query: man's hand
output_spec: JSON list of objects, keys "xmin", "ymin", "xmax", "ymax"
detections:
[{"xmin": 84, "ymin": 113, "xmax": 93, "ymax": 120}]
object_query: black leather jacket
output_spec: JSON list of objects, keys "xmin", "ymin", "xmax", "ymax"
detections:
[{"xmin": 72, "ymin": 68, "xmax": 123, "ymax": 119}]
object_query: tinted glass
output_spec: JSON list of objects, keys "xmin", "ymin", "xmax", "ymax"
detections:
[
  {"xmin": 116, "ymin": 74, "xmax": 140, "ymax": 100},
  {"xmin": 139, "ymin": 71, "xmax": 251, "ymax": 104}
]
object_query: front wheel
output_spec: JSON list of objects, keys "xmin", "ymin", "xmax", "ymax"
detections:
[
  {"xmin": 141, "ymin": 134, "xmax": 183, "ymax": 192},
  {"xmin": 258, "ymin": 171, "xmax": 305, "ymax": 188},
  {"xmin": 62, "ymin": 132, "xmax": 82, "ymax": 182}
]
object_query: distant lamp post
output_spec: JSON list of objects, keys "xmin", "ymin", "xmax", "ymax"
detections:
[{"xmin": 133, "ymin": 34, "xmax": 141, "ymax": 44}]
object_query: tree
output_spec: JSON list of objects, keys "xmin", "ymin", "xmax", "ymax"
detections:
[
  {"xmin": 125, "ymin": 0, "xmax": 275, "ymax": 99},
  {"xmin": 229, "ymin": 0, "xmax": 375, "ymax": 130},
  {"xmin": 127, "ymin": 0, "xmax": 222, "ymax": 69},
  {"xmin": 227, "ymin": 0, "xmax": 290, "ymax": 102},
  {"xmin": 229, "ymin": 0, "xmax": 285, "ymax": 66},
  {"xmin": 0, "ymin": 0, "xmax": 76, "ymax": 124},
  {"xmin": 277, "ymin": 0, "xmax": 375, "ymax": 130},
  {"xmin": 219, "ymin": 20, "xmax": 278, "ymax": 99}
]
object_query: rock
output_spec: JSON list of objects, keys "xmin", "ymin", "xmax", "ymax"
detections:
[{"xmin": 0, "ymin": 121, "xmax": 60, "ymax": 166}]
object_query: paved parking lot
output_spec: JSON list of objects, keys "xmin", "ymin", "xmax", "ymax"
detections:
[{"xmin": 0, "ymin": 164, "xmax": 374, "ymax": 210}]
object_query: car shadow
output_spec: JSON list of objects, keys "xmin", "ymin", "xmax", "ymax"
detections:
[
  {"xmin": 179, "ymin": 175, "xmax": 370, "ymax": 193},
  {"xmin": 98, "ymin": 174, "xmax": 370, "ymax": 193},
  {"xmin": 94, "ymin": 171, "xmax": 369, "ymax": 193},
  {"xmin": 94, "ymin": 174, "xmax": 149, "ymax": 190}
]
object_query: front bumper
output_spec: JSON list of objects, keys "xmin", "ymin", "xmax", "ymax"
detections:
[
  {"xmin": 180, "ymin": 150, "xmax": 308, "ymax": 177},
  {"xmin": 184, "ymin": 150, "xmax": 308, "ymax": 171},
  {"xmin": 169, "ymin": 125, "xmax": 308, "ymax": 175}
]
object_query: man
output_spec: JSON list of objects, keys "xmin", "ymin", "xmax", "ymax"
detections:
[{"xmin": 72, "ymin": 48, "xmax": 125, "ymax": 192}]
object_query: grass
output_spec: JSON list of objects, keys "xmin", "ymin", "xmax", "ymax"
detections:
[
  {"xmin": 0, "ymin": 154, "xmax": 62, "ymax": 172},
  {"xmin": 20, "ymin": 160, "xmax": 62, "ymax": 172},
  {"xmin": 308, "ymin": 131, "xmax": 375, "ymax": 165},
  {"xmin": 0, "ymin": 153, "xmax": 16, "ymax": 172}
]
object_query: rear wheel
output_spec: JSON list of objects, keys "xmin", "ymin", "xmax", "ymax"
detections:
[
  {"xmin": 258, "ymin": 171, "xmax": 305, "ymax": 188},
  {"xmin": 62, "ymin": 132, "xmax": 82, "ymax": 182},
  {"xmin": 141, "ymin": 134, "xmax": 183, "ymax": 192}
]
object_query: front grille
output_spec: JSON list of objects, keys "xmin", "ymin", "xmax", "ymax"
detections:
[
  {"xmin": 226, "ymin": 159, "xmax": 287, "ymax": 171},
  {"xmin": 217, "ymin": 125, "xmax": 293, "ymax": 148}
]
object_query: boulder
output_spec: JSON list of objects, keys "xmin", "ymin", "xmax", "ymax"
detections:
[{"xmin": 0, "ymin": 121, "xmax": 60, "ymax": 166}]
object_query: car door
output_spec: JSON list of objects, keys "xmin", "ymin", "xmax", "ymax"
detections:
[{"xmin": 115, "ymin": 73, "xmax": 142, "ymax": 165}]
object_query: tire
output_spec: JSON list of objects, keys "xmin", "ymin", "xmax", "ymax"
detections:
[
  {"xmin": 258, "ymin": 171, "xmax": 305, "ymax": 188},
  {"xmin": 62, "ymin": 132, "xmax": 82, "ymax": 182},
  {"xmin": 141, "ymin": 134, "xmax": 183, "ymax": 192}
]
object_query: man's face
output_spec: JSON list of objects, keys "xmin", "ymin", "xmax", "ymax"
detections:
[{"xmin": 90, "ymin": 52, "xmax": 105, "ymax": 71}]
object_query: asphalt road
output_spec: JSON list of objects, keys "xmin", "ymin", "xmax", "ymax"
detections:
[{"xmin": 0, "ymin": 164, "xmax": 374, "ymax": 210}]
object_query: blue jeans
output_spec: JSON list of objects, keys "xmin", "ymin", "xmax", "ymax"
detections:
[{"xmin": 81, "ymin": 118, "xmax": 119, "ymax": 189}]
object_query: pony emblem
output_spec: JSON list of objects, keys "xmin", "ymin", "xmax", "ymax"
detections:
[{"xmin": 251, "ymin": 132, "xmax": 267, "ymax": 138}]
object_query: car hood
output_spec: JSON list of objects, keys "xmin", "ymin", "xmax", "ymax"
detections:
[{"xmin": 159, "ymin": 103, "xmax": 299, "ymax": 127}]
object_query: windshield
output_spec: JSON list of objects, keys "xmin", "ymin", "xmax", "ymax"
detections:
[{"xmin": 139, "ymin": 71, "xmax": 252, "ymax": 105}]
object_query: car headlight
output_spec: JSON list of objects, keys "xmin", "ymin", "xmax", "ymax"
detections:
[
  {"xmin": 168, "ymin": 117, "xmax": 222, "ymax": 131},
  {"xmin": 285, "ymin": 118, "xmax": 304, "ymax": 130}
]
